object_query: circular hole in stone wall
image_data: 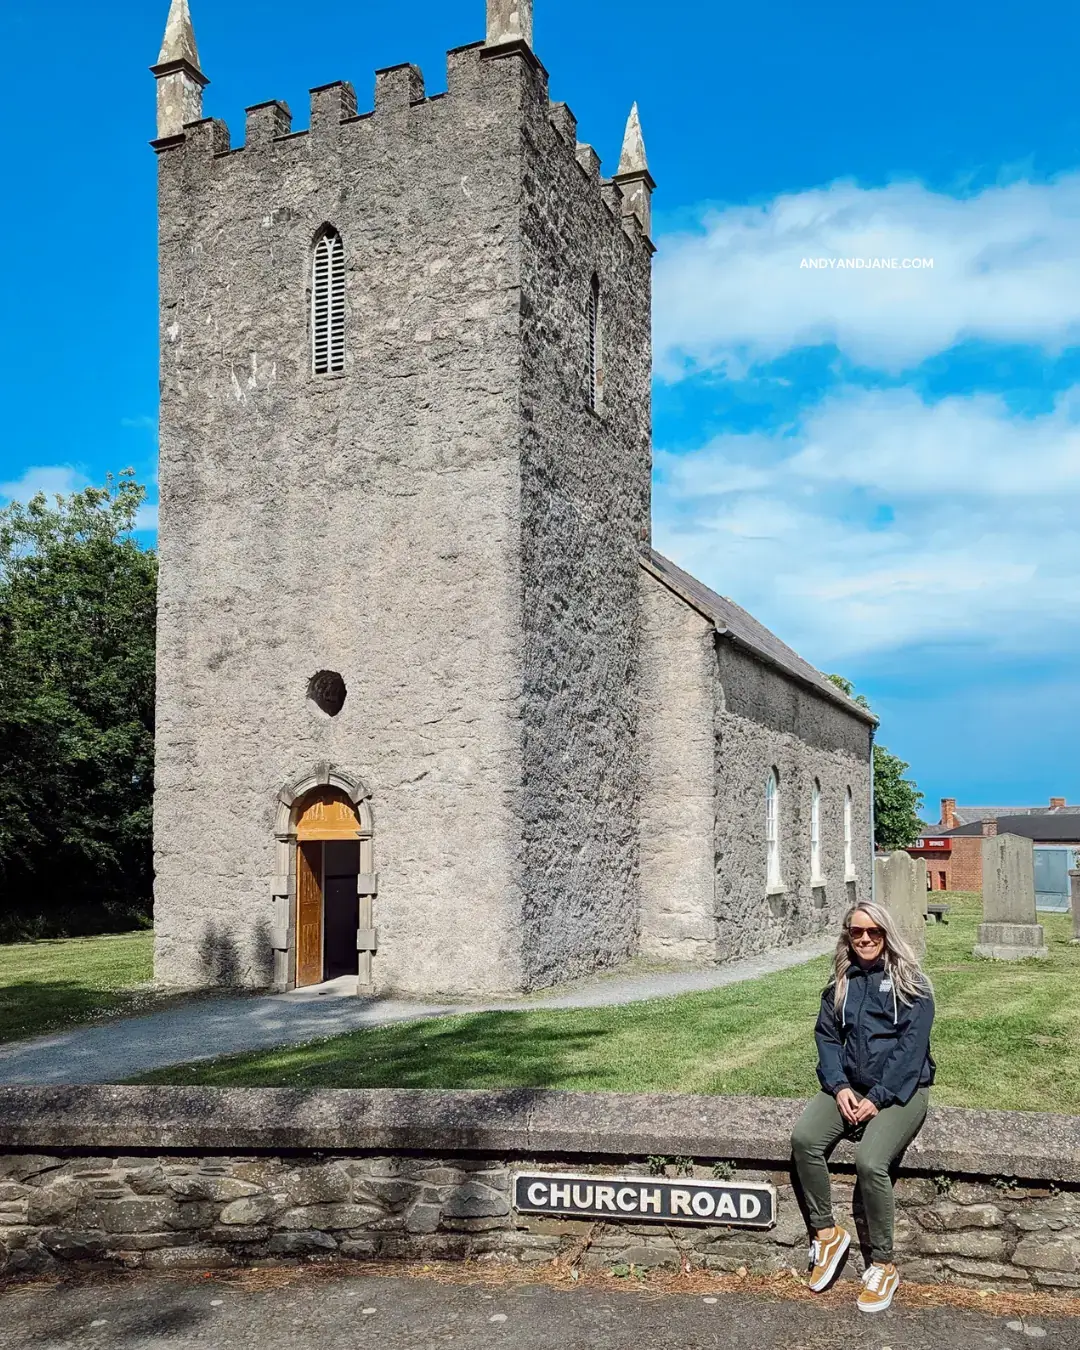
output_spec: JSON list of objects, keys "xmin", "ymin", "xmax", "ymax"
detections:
[{"xmin": 307, "ymin": 670, "xmax": 347, "ymax": 717}]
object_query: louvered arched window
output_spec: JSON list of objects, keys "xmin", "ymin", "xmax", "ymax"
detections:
[
  {"xmin": 312, "ymin": 227, "xmax": 346, "ymax": 375},
  {"xmin": 586, "ymin": 273, "xmax": 602, "ymax": 410}
]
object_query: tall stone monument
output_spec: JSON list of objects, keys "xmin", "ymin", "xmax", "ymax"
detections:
[
  {"xmin": 1070, "ymin": 869, "xmax": 1080, "ymax": 945},
  {"xmin": 974, "ymin": 834, "xmax": 1048, "ymax": 960},
  {"xmin": 874, "ymin": 851, "xmax": 927, "ymax": 959}
]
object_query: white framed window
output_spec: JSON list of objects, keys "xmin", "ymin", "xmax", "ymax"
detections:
[
  {"xmin": 844, "ymin": 786, "xmax": 855, "ymax": 879},
  {"xmin": 312, "ymin": 226, "xmax": 346, "ymax": 375},
  {"xmin": 766, "ymin": 768, "xmax": 782, "ymax": 891},
  {"xmin": 811, "ymin": 779, "xmax": 822, "ymax": 884},
  {"xmin": 586, "ymin": 273, "xmax": 602, "ymax": 411}
]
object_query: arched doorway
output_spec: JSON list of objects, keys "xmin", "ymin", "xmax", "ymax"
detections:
[
  {"xmin": 293, "ymin": 786, "xmax": 374, "ymax": 989},
  {"xmin": 272, "ymin": 766, "xmax": 376, "ymax": 994}
]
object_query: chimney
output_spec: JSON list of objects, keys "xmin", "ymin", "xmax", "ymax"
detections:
[
  {"xmin": 1050, "ymin": 797, "xmax": 1067, "ymax": 809},
  {"xmin": 981, "ymin": 819, "xmax": 998, "ymax": 837},
  {"xmin": 940, "ymin": 798, "xmax": 957, "ymax": 829}
]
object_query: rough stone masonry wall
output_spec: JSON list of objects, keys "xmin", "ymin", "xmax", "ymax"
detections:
[
  {"xmin": 514, "ymin": 65, "xmax": 653, "ymax": 988},
  {"xmin": 5, "ymin": 1152, "xmax": 1080, "ymax": 1292},
  {"xmin": 3, "ymin": 1088, "xmax": 1080, "ymax": 1294},
  {"xmin": 155, "ymin": 48, "xmax": 532, "ymax": 997},
  {"xmin": 637, "ymin": 576, "xmax": 717, "ymax": 961},
  {"xmin": 713, "ymin": 644, "xmax": 873, "ymax": 962}
]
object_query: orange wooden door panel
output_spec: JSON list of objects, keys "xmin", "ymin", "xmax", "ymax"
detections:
[
  {"xmin": 296, "ymin": 788, "xmax": 362, "ymax": 841},
  {"xmin": 296, "ymin": 841, "xmax": 323, "ymax": 988}
]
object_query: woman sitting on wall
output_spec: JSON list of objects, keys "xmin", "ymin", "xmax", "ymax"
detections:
[{"xmin": 791, "ymin": 900, "xmax": 935, "ymax": 1314}]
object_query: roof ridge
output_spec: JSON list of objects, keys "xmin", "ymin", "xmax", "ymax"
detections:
[{"xmin": 642, "ymin": 551, "xmax": 877, "ymax": 726}]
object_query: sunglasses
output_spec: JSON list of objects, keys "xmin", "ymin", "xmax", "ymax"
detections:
[{"xmin": 848, "ymin": 925, "xmax": 885, "ymax": 941}]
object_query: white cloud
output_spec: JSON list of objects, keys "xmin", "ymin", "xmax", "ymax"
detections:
[
  {"xmin": 655, "ymin": 386, "xmax": 1080, "ymax": 662},
  {"xmin": 0, "ymin": 465, "xmax": 89, "ymax": 503},
  {"xmin": 654, "ymin": 174, "xmax": 1080, "ymax": 375}
]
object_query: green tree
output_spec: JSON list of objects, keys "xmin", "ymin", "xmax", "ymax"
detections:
[
  {"xmin": 826, "ymin": 674, "xmax": 924, "ymax": 850},
  {"xmin": 872, "ymin": 745, "xmax": 925, "ymax": 850},
  {"xmin": 0, "ymin": 472, "xmax": 157, "ymax": 939}
]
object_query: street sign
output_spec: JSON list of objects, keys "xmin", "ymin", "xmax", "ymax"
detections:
[{"xmin": 513, "ymin": 1172, "xmax": 776, "ymax": 1229}]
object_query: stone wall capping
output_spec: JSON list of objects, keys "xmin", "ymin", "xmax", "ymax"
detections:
[
  {"xmin": 479, "ymin": 39, "xmax": 548, "ymax": 79},
  {"xmin": 150, "ymin": 133, "xmax": 187, "ymax": 155},
  {"xmin": 2, "ymin": 1088, "xmax": 1079, "ymax": 1186},
  {"xmin": 446, "ymin": 40, "xmax": 487, "ymax": 57}
]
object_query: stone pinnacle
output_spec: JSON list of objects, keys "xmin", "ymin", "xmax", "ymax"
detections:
[
  {"xmin": 486, "ymin": 0, "xmax": 533, "ymax": 48},
  {"xmin": 618, "ymin": 103, "xmax": 649, "ymax": 176},
  {"xmin": 158, "ymin": 0, "xmax": 202, "ymax": 70}
]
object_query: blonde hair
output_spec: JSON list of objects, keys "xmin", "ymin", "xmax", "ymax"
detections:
[{"xmin": 832, "ymin": 900, "xmax": 931, "ymax": 1016}]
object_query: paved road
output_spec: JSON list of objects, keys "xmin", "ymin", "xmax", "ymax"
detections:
[
  {"xmin": 0, "ymin": 1270, "xmax": 1077, "ymax": 1350},
  {"xmin": 0, "ymin": 937, "xmax": 833, "ymax": 1085}
]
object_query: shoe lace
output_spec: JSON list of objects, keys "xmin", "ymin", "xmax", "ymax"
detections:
[
  {"xmin": 809, "ymin": 1240, "xmax": 822, "ymax": 1267},
  {"xmin": 862, "ymin": 1264, "xmax": 887, "ymax": 1291}
]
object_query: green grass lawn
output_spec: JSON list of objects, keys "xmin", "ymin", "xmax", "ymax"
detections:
[
  {"xmin": 0, "ymin": 931, "xmax": 156, "ymax": 1043},
  {"xmin": 136, "ymin": 895, "xmax": 1080, "ymax": 1113}
]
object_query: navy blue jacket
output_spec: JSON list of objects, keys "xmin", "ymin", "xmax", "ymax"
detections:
[{"xmin": 815, "ymin": 959, "xmax": 935, "ymax": 1108}]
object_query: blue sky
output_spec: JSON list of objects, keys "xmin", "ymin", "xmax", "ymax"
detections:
[{"xmin": 3, "ymin": 0, "xmax": 1079, "ymax": 818}]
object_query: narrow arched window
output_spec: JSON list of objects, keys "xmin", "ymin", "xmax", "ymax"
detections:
[
  {"xmin": 766, "ymin": 768, "xmax": 782, "ymax": 890},
  {"xmin": 844, "ymin": 787, "xmax": 855, "ymax": 878},
  {"xmin": 811, "ymin": 779, "xmax": 822, "ymax": 884},
  {"xmin": 586, "ymin": 273, "xmax": 602, "ymax": 410},
  {"xmin": 312, "ymin": 227, "xmax": 346, "ymax": 375}
]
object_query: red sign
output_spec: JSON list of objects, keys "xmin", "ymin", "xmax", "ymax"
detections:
[{"xmin": 908, "ymin": 838, "xmax": 951, "ymax": 852}]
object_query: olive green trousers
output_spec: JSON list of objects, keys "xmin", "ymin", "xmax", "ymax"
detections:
[{"xmin": 790, "ymin": 1088, "xmax": 930, "ymax": 1263}]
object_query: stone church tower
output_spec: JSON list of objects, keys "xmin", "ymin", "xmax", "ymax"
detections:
[{"xmin": 151, "ymin": 0, "xmax": 656, "ymax": 995}]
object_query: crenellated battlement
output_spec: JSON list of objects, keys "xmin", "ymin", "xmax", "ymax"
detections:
[{"xmin": 152, "ymin": 19, "xmax": 653, "ymax": 253}]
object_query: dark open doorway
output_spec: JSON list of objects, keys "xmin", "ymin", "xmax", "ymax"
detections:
[
  {"xmin": 323, "ymin": 840, "xmax": 360, "ymax": 979},
  {"xmin": 296, "ymin": 838, "xmax": 360, "ymax": 986}
]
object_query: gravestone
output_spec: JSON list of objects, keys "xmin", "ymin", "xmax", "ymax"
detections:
[
  {"xmin": 974, "ymin": 834, "xmax": 1048, "ymax": 960},
  {"xmin": 1070, "ymin": 869, "xmax": 1080, "ymax": 945},
  {"xmin": 874, "ymin": 852, "xmax": 927, "ymax": 958}
]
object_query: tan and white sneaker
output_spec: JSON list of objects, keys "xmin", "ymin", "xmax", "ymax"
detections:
[
  {"xmin": 857, "ymin": 1262, "xmax": 900, "ymax": 1313},
  {"xmin": 807, "ymin": 1226, "xmax": 851, "ymax": 1291}
]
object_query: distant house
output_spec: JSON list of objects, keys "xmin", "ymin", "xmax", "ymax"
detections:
[{"xmin": 907, "ymin": 798, "xmax": 1080, "ymax": 907}]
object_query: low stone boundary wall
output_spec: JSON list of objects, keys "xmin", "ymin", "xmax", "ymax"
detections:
[{"xmin": 2, "ymin": 1087, "xmax": 1079, "ymax": 1293}]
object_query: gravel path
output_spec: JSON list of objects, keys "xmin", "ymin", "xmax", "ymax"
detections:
[
  {"xmin": 0, "ymin": 936, "xmax": 833, "ymax": 1086},
  {"xmin": 0, "ymin": 1268, "xmax": 1074, "ymax": 1350}
]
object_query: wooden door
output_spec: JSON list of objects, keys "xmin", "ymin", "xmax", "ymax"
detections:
[{"xmin": 296, "ymin": 841, "xmax": 323, "ymax": 988}]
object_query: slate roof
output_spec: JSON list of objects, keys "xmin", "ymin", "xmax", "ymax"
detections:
[
  {"xmin": 939, "ymin": 815, "xmax": 1080, "ymax": 842},
  {"xmin": 642, "ymin": 551, "xmax": 877, "ymax": 725},
  {"xmin": 949, "ymin": 805, "xmax": 1070, "ymax": 826}
]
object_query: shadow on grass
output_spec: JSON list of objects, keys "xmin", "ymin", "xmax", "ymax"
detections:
[
  {"xmin": 142, "ymin": 1007, "xmax": 619, "ymax": 1093},
  {"xmin": 0, "ymin": 979, "xmax": 158, "ymax": 1045}
]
